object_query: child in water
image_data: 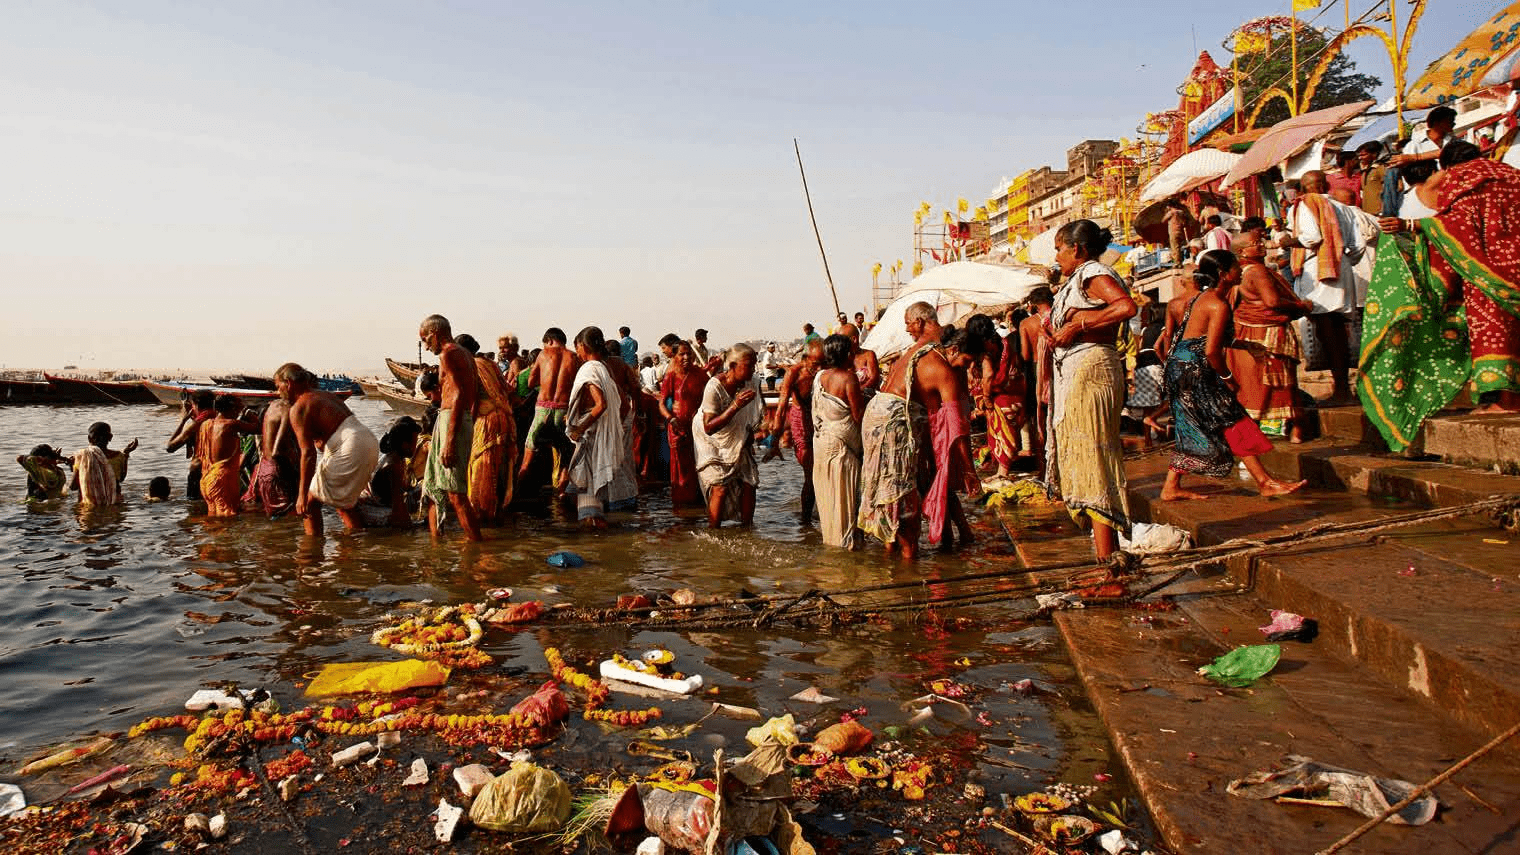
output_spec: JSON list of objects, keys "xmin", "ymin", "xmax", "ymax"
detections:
[
  {"xmin": 146, "ymin": 476, "xmax": 171, "ymax": 502},
  {"xmin": 17, "ymin": 445, "xmax": 70, "ymax": 502}
]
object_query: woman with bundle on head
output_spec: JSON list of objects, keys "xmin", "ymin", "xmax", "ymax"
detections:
[
  {"xmin": 1160, "ymin": 249, "xmax": 1306, "ymax": 501},
  {"xmin": 812, "ymin": 334, "xmax": 865, "ymax": 549},
  {"xmin": 1042, "ymin": 219, "xmax": 1137, "ymax": 561}
]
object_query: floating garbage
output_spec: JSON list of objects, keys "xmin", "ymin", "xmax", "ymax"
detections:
[
  {"xmin": 1197, "ymin": 644, "xmax": 1281, "ymax": 687},
  {"xmin": 304, "ymin": 659, "xmax": 451, "ymax": 697},
  {"xmin": 788, "ymin": 687, "xmax": 838, "ymax": 705},
  {"xmin": 745, "ymin": 714, "xmax": 798, "ymax": 748},
  {"xmin": 469, "ymin": 762, "xmax": 572, "ymax": 832},
  {"xmin": 811, "ymin": 720, "xmax": 872, "ymax": 756},
  {"xmin": 19, "ymin": 736, "xmax": 114, "ymax": 775},
  {"xmin": 0, "ymin": 783, "xmax": 24, "ymax": 818},
  {"xmin": 66, "ymin": 763, "xmax": 131, "ymax": 795},
  {"xmin": 1034, "ymin": 814, "xmax": 1097, "ymax": 846},
  {"xmin": 509, "ymin": 681, "xmax": 570, "ymax": 727},
  {"xmin": 710, "ymin": 702, "xmax": 762, "ymax": 721},
  {"xmin": 1228, "ymin": 754, "xmax": 1439, "ymax": 825},
  {"xmin": 402, "ymin": 758, "xmax": 429, "ymax": 787},
  {"xmin": 330, "ymin": 741, "xmax": 377, "ymax": 768},
  {"xmin": 433, "ymin": 798, "xmax": 464, "ymax": 843},
  {"xmin": 546, "ymin": 550, "xmax": 585, "ymax": 568},
  {"xmin": 185, "ymin": 688, "xmax": 271, "ymax": 713},
  {"xmin": 453, "ymin": 763, "xmax": 494, "ymax": 798},
  {"xmin": 601, "ymin": 658, "xmax": 703, "ymax": 695}
]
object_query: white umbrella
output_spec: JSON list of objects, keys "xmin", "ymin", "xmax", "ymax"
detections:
[
  {"xmin": 862, "ymin": 262, "xmax": 1048, "ymax": 359},
  {"xmin": 1138, "ymin": 148, "xmax": 1243, "ymax": 203},
  {"xmin": 1025, "ymin": 227, "xmax": 1059, "ymax": 266}
]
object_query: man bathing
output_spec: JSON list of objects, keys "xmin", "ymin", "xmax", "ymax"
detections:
[
  {"xmin": 518, "ymin": 327, "xmax": 580, "ymax": 485},
  {"xmin": 418, "ymin": 315, "xmax": 482, "ymax": 541},
  {"xmin": 278, "ymin": 362, "xmax": 380, "ymax": 536}
]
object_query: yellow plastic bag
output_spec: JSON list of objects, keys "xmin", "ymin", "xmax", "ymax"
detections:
[
  {"xmin": 304, "ymin": 659, "xmax": 451, "ymax": 697},
  {"xmin": 468, "ymin": 763, "xmax": 571, "ymax": 832},
  {"xmin": 745, "ymin": 714, "xmax": 798, "ymax": 748}
]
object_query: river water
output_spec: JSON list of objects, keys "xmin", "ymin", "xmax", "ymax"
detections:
[{"xmin": 1, "ymin": 398, "xmax": 1139, "ymax": 850}]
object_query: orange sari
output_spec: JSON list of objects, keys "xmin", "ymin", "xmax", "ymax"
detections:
[{"xmin": 470, "ymin": 358, "xmax": 518, "ymax": 520}]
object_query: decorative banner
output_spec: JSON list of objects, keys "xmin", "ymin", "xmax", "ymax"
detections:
[
  {"xmin": 912, "ymin": 261, "xmax": 923, "ymax": 276},
  {"xmin": 973, "ymin": 206, "xmax": 988, "ymax": 221},
  {"xmin": 1235, "ymin": 30, "xmax": 1270, "ymax": 54},
  {"xmin": 872, "ymin": 262, "xmax": 882, "ymax": 276},
  {"xmin": 1183, "ymin": 80, "xmax": 1203, "ymax": 99},
  {"xmin": 956, "ymin": 197, "xmax": 969, "ymax": 214},
  {"xmin": 943, "ymin": 210, "xmax": 954, "ymax": 225},
  {"xmin": 1292, "ymin": 0, "xmax": 1320, "ymax": 10},
  {"xmin": 1188, "ymin": 86, "xmax": 1240, "ymax": 145}
]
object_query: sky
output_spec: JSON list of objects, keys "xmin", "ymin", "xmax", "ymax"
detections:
[{"xmin": 0, "ymin": 0, "xmax": 1496, "ymax": 374}]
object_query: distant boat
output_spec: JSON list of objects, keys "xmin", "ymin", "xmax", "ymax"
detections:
[
  {"xmin": 44, "ymin": 373, "xmax": 158, "ymax": 405},
  {"xmin": 0, "ymin": 378, "xmax": 64, "ymax": 405},
  {"xmin": 236, "ymin": 374, "xmax": 279, "ymax": 391},
  {"xmin": 318, "ymin": 375, "xmax": 362, "ymax": 395},
  {"xmin": 375, "ymin": 383, "xmax": 430, "ymax": 418},
  {"xmin": 386, "ymin": 358, "xmax": 426, "ymax": 390},
  {"xmin": 357, "ymin": 378, "xmax": 388, "ymax": 397},
  {"xmin": 141, "ymin": 380, "xmax": 353, "ymax": 408}
]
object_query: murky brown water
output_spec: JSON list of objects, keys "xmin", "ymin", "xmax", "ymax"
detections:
[{"xmin": 1, "ymin": 398, "xmax": 1143, "ymax": 851}]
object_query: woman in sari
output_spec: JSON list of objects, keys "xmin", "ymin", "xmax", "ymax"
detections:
[
  {"xmin": 1043, "ymin": 220, "xmax": 1137, "ymax": 560},
  {"xmin": 659, "ymin": 342, "xmax": 709, "ymax": 507},
  {"xmin": 972, "ymin": 313, "xmax": 1024, "ymax": 480},
  {"xmin": 1160, "ymin": 250, "xmax": 1306, "ymax": 501},
  {"xmin": 812, "ymin": 334, "xmax": 865, "ymax": 549},
  {"xmin": 457, "ymin": 335, "xmax": 517, "ymax": 524}
]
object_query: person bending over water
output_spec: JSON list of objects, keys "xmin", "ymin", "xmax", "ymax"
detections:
[{"xmin": 279, "ymin": 362, "xmax": 381, "ymax": 536}]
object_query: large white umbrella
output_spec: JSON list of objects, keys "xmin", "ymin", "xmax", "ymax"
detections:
[
  {"xmin": 862, "ymin": 262, "xmax": 1048, "ymax": 359},
  {"xmin": 1138, "ymin": 148, "xmax": 1243, "ymax": 203}
]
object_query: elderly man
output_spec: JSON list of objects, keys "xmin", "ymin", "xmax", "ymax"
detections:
[
  {"xmin": 419, "ymin": 314, "xmax": 483, "ymax": 540},
  {"xmin": 1278, "ymin": 169, "xmax": 1364, "ymax": 404},
  {"xmin": 278, "ymin": 362, "xmax": 379, "ymax": 535},
  {"xmin": 497, "ymin": 334, "xmax": 520, "ymax": 373},
  {"xmin": 837, "ymin": 323, "xmax": 881, "ymax": 397},
  {"xmin": 858, "ymin": 301, "xmax": 978, "ymax": 558},
  {"xmin": 693, "ymin": 344, "xmax": 765, "ymax": 528}
]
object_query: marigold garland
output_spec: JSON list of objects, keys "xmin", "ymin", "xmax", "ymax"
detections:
[{"xmin": 371, "ymin": 604, "xmax": 488, "ymax": 668}]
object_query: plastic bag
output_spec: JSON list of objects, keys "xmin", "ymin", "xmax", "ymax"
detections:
[
  {"xmin": 304, "ymin": 659, "xmax": 450, "ymax": 697},
  {"xmin": 468, "ymin": 763, "xmax": 572, "ymax": 832},
  {"xmin": 812, "ymin": 720, "xmax": 872, "ymax": 756},
  {"xmin": 509, "ymin": 681, "xmax": 569, "ymax": 727},
  {"xmin": 1197, "ymin": 644, "xmax": 1280, "ymax": 687},
  {"xmin": 546, "ymin": 551, "xmax": 584, "ymax": 568},
  {"xmin": 745, "ymin": 714, "xmax": 797, "ymax": 748}
]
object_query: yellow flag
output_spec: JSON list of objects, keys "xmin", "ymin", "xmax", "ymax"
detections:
[
  {"xmin": 1235, "ymin": 30, "xmax": 1269, "ymax": 53},
  {"xmin": 912, "ymin": 261, "xmax": 923, "ymax": 276},
  {"xmin": 919, "ymin": 201, "xmax": 931, "ymax": 214},
  {"xmin": 894, "ymin": 259, "xmax": 903, "ymax": 271},
  {"xmin": 872, "ymin": 262, "xmax": 882, "ymax": 276},
  {"xmin": 913, "ymin": 210, "xmax": 923, "ymax": 225},
  {"xmin": 1183, "ymin": 80, "xmax": 1202, "ymax": 99},
  {"xmin": 973, "ymin": 206, "xmax": 988, "ymax": 221},
  {"xmin": 956, "ymin": 198, "xmax": 969, "ymax": 214},
  {"xmin": 1292, "ymin": 0, "xmax": 1319, "ymax": 10},
  {"xmin": 943, "ymin": 210, "xmax": 954, "ymax": 224}
]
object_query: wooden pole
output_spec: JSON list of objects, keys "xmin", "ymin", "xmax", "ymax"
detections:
[
  {"xmin": 794, "ymin": 139, "xmax": 842, "ymax": 318},
  {"xmin": 1290, "ymin": 5, "xmax": 1299, "ymax": 112}
]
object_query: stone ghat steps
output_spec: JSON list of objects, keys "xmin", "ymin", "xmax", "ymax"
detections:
[
  {"xmin": 1125, "ymin": 451, "xmax": 1520, "ymax": 742},
  {"xmin": 1054, "ymin": 599, "xmax": 1520, "ymax": 855},
  {"xmin": 1316, "ymin": 404, "xmax": 1520, "ymax": 475}
]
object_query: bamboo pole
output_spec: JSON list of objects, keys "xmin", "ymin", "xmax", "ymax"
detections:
[
  {"xmin": 1290, "ymin": 5, "xmax": 1299, "ymax": 112},
  {"xmin": 793, "ymin": 139, "xmax": 842, "ymax": 317}
]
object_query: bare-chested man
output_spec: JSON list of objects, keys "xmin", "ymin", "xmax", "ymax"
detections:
[
  {"xmin": 766, "ymin": 338, "xmax": 823, "ymax": 523},
  {"xmin": 196, "ymin": 396, "xmax": 259, "ymax": 518},
  {"xmin": 857, "ymin": 302, "xmax": 980, "ymax": 559},
  {"xmin": 418, "ymin": 315, "xmax": 482, "ymax": 541},
  {"xmin": 244, "ymin": 398, "xmax": 299, "ymax": 518},
  {"xmin": 836, "ymin": 322, "xmax": 880, "ymax": 397},
  {"xmin": 277, "ymin": 363, "xmax": 380, "ymax": 536},
  {"xmin": 518, "ymin": 327, "xmax": 580, "ymax": 484}
]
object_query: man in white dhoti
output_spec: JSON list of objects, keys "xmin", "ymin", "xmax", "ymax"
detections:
[
  {"xmin": 1280, "ymin": 170, "xmax": 1363, "ymax": 404},
  {"xmin": 278, "ymin": 362, "xmax": 379, "ymax": 536},
  {"xmin": 693, "ymin": 344, "xmax": 764, "ymax": 528},
  {"xmin": 564, "ymin": 326, "xmax": 636, "ymax": 528}
]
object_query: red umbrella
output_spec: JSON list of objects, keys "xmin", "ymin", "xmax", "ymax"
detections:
[{"xmin": 1218, "ymin": 100, "xmax": 1376, "ymax": 189}]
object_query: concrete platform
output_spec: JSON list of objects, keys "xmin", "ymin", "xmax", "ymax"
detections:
[
  {"xmin": 1317, "ymin": 404, "xmax": 1520, "ymax": 475},
  {"xmin": 1056, "ymin": 601, "xmax": 1520, "ymax": 855}
]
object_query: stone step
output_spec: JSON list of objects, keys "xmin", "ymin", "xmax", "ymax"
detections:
[
  {"xmin": 1317, "ymin": 404, "xmax": 1520, "ymax": 475},
  {"xmin": 1122, "ymin": 458, "xmax": 1520, "ymax": 742},
  {"xmin": 1256, "ymin": 436, "xmax": 1520, "ymax": 507},
  {"xmin": 1055, "ymin": 597, "xmax": 1520, "ymax": 855}
]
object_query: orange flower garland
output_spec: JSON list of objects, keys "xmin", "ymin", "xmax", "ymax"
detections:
[{"xmin": 545, "ymin": 647, "xmax": 662, "ymax": 727}]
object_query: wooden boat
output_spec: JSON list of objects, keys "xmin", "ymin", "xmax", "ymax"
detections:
[
  {"xmin": 236, "ymin": 374, "xmax": 279, "ymax": 391},
  {"xmin": 357, "ymin": 378, "xmax": 388, "ymax": 397},
  {"xmin": 142, "ymin": 380, "xmax": 352, "ymax": 408},
  {"xmin": 375, "ymin": 383, "xmax": 431, "ymax": 418},
  {"xmin": 0, "ymin": 378, "xmax": 64, "ymax": 405},
  {"xmin": 386, "ymin": 358, "xmax": 427, "ymax": 390},
  {"xmin": 44, "ymin": 373, "xmax": 158, "ymax": 405}
]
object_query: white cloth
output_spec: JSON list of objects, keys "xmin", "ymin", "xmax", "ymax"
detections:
[
  {"xmin": 639, "ymin": 365, "xmax": 660, "ymax": 392},
  {"xmin": 565, "ymin": 360, "xmax": 636, "ymax": 509},
  {"xmin": 1402, "ymin": 130, "xmax": 1450, "ymax": 159},
  {"xmin": 1347, "ymin": 205, "xmax": 1382, "ymax": 308},
  {"xmin": 811, "ymin": 376, "xmax": 862, "ymax": 549},
  {"xmin": 310, "ymin": 414, "xmax": 380, "ymax": 510},
  {"xmin": 1398, "ymin": 192, "xmax": 1437, "ymax": 219},
  {"xmin": 1204, "ymin": 226, "xmax": 1232, "ymax": 252},
  {"xmin": 1287, "ymin": 198, "xmax": 1361, "ymax": 316},
  {"xmin": 73, "ymin": 445, "xmax": 121, "ymax": 506},
  {"xmin": 692, "ymin": 374, "xmax": 764, "ymax": 516}
]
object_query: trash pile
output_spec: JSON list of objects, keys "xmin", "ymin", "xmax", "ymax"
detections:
[{"xmin": 0, "ymin": 595, "xmax": 1165, "ymax": 854}]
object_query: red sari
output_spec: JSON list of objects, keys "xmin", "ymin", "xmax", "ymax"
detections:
[
  {"xmin": 983, "ymin": 337, "xmax": 1024, "ymax": 468},
  {"xmin": 662, "ymin": 366, "xmax": 709, "ymax": 506}
]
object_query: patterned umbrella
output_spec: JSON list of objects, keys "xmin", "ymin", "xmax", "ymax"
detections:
[{"xmin": 1408, "ymin": 2, "xmax": 1520, "ymax": 109}]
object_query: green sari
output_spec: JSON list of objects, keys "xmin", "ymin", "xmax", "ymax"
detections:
[{"xmin": 1356, "ymin": 234, "xmax": 1470, "ymax": 452}]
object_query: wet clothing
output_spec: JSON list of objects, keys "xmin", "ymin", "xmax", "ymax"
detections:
[
  {"xmin": 693, "ymin": 374, "xmax": 764, "ymax": 522},
  {"xmin": 423, "ymin": 408, "xmax": 471, "ymax": 508},
  {"xmin": 858, "ymin": 345, "xmax": 932, "ymax": 545},
  {"xmin": 73, "ymin": 446, "xmax": 121, "ymax": 506},
  {"xmin": 1166, "ymin": 294, "xmax": 1274, "ymax": 478},
  {"xmin": 242, "ymin": 457, "xmax": 295, "ymax": 517},
  {"xmin": 812, "ymin": 375, "xmax": 861, "ymax": 548},
  {"xmin": 20, "ymin": 456, "xmax": 67, "ymax": 502},
  {"xmin": 565, "ymin": 360, "xmax": 635, "ymax": 520},
  {"xmin": 661, "ymin": 367, "xmax": 708, "ymax": 507},
  {"xmin": 200, "ymin": 456, "xmax": 242, "ymax": 517},
  {"xmin": 309, "ymin": 415, "xmax": 379, "ymax": 510},
  {"xmin": 470, "ymin": 357, "xmax": 517, "ymax": 519}
]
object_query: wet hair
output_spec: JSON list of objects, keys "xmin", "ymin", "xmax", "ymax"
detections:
[
  {"xmin": 1427, "ymin": 106, "xmax": 1456, "ymax": 128},
  {"xmin": 417, "ymin": 369, "xmax": 441, "ymax": 395},
  {"xmin": 379, "ymin": 416, "xmax": 422, "ymax": 454},
  {"xmin": 88, "ymin": 422, "xmax": 111, "ymax": 443},
  {"xmin": 214, "ymin": 395, "xmax": 241, "ymax": 417},
  {"xmin": 29, "ymin": 444, "xmax": 63, "ymax": 460},
  {"xmin": 420, "ymin": 314, "xmax": 451, "ymax": 335},
  {"xmin": 1192, "ymin": 249, "xmax": 1239, "ymax": 291},
  {"xmin": 1242, "ymin": 216, "xmax": 1267, "ymax": 232},
  {"xmin": 542, "ymin": 327, "xmax": 566, "ymax": 345},
  {"xmin": 821, "ymin": 334, "xmax": 853, "ymax": 369},
  {"xmin": 723, "ymin": 342, "xmax": 756, "ymax": 370},
  {"xmin": 1439, "ymin": 140, "xmax": 1483, "ymax": 170},
  {"xmin": 1025, "ymin": 286, "xmax": 1054, "ymax": 307},
  {"xmin": 604, "ymin": 340, "xmax": 622, "ymax": 359},
  {"xmin": 455, "ymin": 334, "xmax": 480, "ymax": 355},
  {"xmin": 1356, "ymin": 140, "xmax": 1384, "ymax": 158},
  {"xmin": 618, "ymin": 326, "xmax": 630, "ymax": 336},
  {"xmin": 963, "ymin": 313, "xmax": 997, "ymax": 347},
  {"xmin": 658, "ymin": 332, "xmax": 681, "ymax": 348},
  {"xmin": 1205, "ymin": 214, "xmax": 1222, "ymax": 227},
  {"xmin": 938, "ymin": 323, "xmax": 957, "ymax": 345},
  {"xmin": 904, "ymin": 301, "xmax": 936, "ymax": 324},
  {"xmin": 273, "ymin": 363, "xmax": 316, "ymax": 387},
  {"xmin": 1403, "ymin": 159, "xmax": 1438, "ymax": 186},
  {"xmin": 1055, "ymin": 219, "xmax": 1112, "ymax": 261},
  {"xmin": 191, "ymin": 388, "xmax": 217, "ymax": 410},
  {"xmin": 573, "ymin": 325, "xmax": 606, "ymax": 354},
  {"xmin": 147, "ymin": 476, "xmax": 171, "ymax": 500}
]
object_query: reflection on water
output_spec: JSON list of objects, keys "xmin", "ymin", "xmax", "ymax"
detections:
[{"xmin": 0, "ymin": 399, "xmax": 1126, "ymax": 826}]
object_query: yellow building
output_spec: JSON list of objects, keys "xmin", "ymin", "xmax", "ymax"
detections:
[{"xmin": 1007, "ymin": 170, "xmax": 1034, "ymax": 240}]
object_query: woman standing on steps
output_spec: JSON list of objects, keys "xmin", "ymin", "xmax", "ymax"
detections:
[{"xmin": 1159, "ymin": 249, "xmax": 1307, "ymax": 501}]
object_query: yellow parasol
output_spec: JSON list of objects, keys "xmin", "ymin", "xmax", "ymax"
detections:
[{"xmin": 1408, "ymin": 2, "xmax": 1520, "ymax": 109}]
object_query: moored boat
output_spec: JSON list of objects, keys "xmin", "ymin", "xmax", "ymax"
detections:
[
  {"xmin": 44, "ymin": 373, "xmax": 158, "ymax": 405},
  {"xmin": 0, "ymin": 378, "xmax": 64, "ymax": 405},
  {"xmin": 385, "ymin": 358, "xmax": 426, "ymax": 390},
  {"xmin": 375, "ymin": 383, "xmax": 431, "ymax": 418},
  {"xmin": 142, "ymin": 380, "xmax": 353, "ymax": 408}
]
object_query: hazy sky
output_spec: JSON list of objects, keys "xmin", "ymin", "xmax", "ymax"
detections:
[{"xmin": 0, "ymin": 0, "xmax": 1491, "ymax": 373}]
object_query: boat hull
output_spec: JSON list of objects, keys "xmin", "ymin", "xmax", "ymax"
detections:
[
  {"xmin": 375, "ymin": 384, "xmax": 431, "ymax": 418},
  {"xmin": 142, "ymin": 380, "xmax": 352, "ymax": 409},
  {"xmin": 44, "ymin": 374, "xmax": 158, "ymax": 405},
  {"xmin": 385, "ymin": 358, "xmax": 425, "ymax": 390}
]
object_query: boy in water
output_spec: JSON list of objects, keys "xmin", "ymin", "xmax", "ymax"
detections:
[
  {"xmin": 196, "ymin": 396, "xmax": 258, "ymax": 517},
  {"xmin": 146, "ymin": 477, "xmax": 171, "ymax": 502},
  {"xmin": 17, "ymin": 445, "xmax": 70, "ymax": 502}
]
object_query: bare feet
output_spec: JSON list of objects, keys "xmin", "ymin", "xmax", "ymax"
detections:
[
  {"xmin": 1259, "ymin": 478, "xmax": 1307, "ymax": 497},
  {"xmin": 1142, "ymin": 415, "xmax": 1164, "ymax": 434},
  {"xmin": 580, "ymin": 516, "xmax": 608, "ymax": 530},
  {"xmin": 1160, "ymin": 488, "xmax": 1208, "ymax": 501},
  {"xmin": 1471, "ymin": 404, "xmax": 1520, "ymax": 416}
]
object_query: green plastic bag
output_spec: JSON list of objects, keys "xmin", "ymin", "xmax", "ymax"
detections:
[{"xmin": 1198, "ymin": 644, "xmax": 1281, "ymax": 687}]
